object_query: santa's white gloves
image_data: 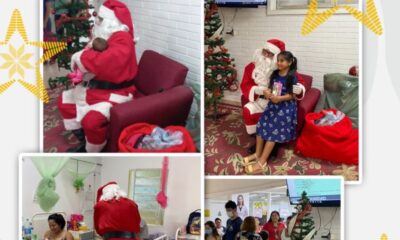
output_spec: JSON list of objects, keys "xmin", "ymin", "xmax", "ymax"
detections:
[
  {"xmin": 293, "ymin": 84, "xmax": 303, "ymax": 95},
  {"xmin": 70, "ymin": 50, "xmax": 87, "ymax": 72}
]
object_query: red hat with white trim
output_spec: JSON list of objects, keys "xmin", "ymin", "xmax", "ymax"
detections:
[
  {"xmin": 96, "ymin": 181, "xmax": 117, "ymax": 202},
  {"xmin": 264, "ymin": 39, "xmax": 286, "ymax": 55},
  {"xmin": 98, "ymin": 0, "xmax": 134, "ymax": 37}
]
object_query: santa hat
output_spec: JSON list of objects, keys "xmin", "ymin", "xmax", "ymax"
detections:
[
  {"xmin": 264, "ymin": 39, "xmax": 285, "ymax": 55},
  {"xmin": 98, "ymin": 0, "xmax": 134, "ymax": 37},
  {"xmin": 96, "ymin": 181, "xmax": 117, "ymax": 202}
]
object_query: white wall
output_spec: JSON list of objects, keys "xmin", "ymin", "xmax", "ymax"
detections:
[
  {"xmin": 122, "ymin": 0, "xmax": 202, "ymax": 87},
  {"xmin": 100, "ymin": 156, "xmax": 202, "ymax": 238},
  {"xmin": 22, "ymin": 157, "xmax": 101, "ymax": 237},
  {"xmin": 219, "ymin": 7, "xmax": 359, "ymax": 103}
]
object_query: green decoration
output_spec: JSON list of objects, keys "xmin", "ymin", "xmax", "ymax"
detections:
[
  {"xmin": 32, "ymin": 157, "xmax": 69, "ymax": 212},
  {"xmin": 48, "ymin": 0, "xmax": 94, "ymax": 89},
  {"xmin": 66, "ymin": 159, "xmax": 96, "ymax": 193},
  {"xmin": 290, "ymin": 191, "xmax": 316, "ymax": 240},
  {"xmin": 204, "ymin": 0, "xmax": 238, "ymax": 120}
]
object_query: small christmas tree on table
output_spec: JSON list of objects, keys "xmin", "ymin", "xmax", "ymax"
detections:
[
  {"xmin": 48, "ymin": 0, "xmax": 94, "ymax": 89},
  {"xmin": 290, "ymin": 191, "xmax": 316, "ymax": 240},
  {"xmin": 204, "ymin": 0, "xmax": 238, "ymax": 120}
]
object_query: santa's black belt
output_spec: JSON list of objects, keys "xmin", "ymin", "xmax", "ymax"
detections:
[
  {"xmin": 87, "ymin": 79, "xmax": 135, "ymax": 90},
  {"xmin": 103, "ymin": 231, "xmax": 136, "ymax": 239}
]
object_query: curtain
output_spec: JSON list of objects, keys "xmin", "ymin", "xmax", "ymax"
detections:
[{"xmin": 32, "ymin": 157, "xmax": 69, "ymax": 212}]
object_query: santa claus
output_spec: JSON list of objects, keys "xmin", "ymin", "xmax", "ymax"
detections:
[
  {"xmin": 240, "ymin": 39, "xmax": 306, "ymax": 136},
  {"xmin": 57, "ymin": 0, "xmax": 138, "ymax": 152},
  {"xmin": 94, "ymin": 182, "xmax": 141, "ymax": 240}
]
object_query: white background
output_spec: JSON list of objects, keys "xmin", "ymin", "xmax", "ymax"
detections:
[{"xmin": 1, "ymin": 0, "xmax": 400, "ymax": 239}]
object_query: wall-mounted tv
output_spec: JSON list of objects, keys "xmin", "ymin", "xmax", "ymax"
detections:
[
  {"xmin": 216, "ymin": 0, "xmax": 267, "ymax": 8},
  {"xmin": 286, "ymin": 179, "xmax": 341, "ymax": 207}
]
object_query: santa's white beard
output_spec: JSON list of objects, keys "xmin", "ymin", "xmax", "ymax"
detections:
[
  {"xmin": 100, "ymin": 184, "xmax": 127, "ymax": 201},
  {"xmin": 93, "ymin": 18, "xmax": 129, "ymax": 41},
  {"xmin": 252, "ymin": 49, "xmax": 277, "ymax": 86}
]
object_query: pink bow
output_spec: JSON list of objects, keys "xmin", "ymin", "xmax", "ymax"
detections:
[{"xmin": 68, "ymin": 68, "xmax": 83, "ymax": 85}]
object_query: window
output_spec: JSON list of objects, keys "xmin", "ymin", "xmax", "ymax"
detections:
[
  {"xmin": 129, "ymin": 169, "xmax": 164, "ymax": 225},
  {"xmin": 277, "ymin": 0, "xmax": 332, "ymax": 9},
  {"xmin": 269, "ymin": 0, "xmax": 359, "ymax": 15}
]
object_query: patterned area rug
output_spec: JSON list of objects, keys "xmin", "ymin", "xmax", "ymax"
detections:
[
  {"xmin": 43, "ymin": 86, "xmax": 80, "ymax": 152},
  {"xmin": 205, "ymin": 103, "xmax": 359, "ymax": 181}
]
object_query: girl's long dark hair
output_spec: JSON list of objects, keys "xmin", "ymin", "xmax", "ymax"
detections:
[{"xmin": 269, "ymin": 51, "xmax": 298, "ymax": 94}]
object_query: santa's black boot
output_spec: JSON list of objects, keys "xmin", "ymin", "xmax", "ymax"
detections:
[
  {"xmin": 247, "ymin": 134, "xmax": 256, "ymax": 154},
  {"xmin": 67, "ymin": 129, "xmax": 87, "ymax": 153}
]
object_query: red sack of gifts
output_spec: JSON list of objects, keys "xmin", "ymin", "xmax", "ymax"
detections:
[
  {"xmin": 295, "ymin": 109, "xmax": 358, "ymax": 165},
  {"xmin": 118, "ymin": 123, "xmax": 196, "ymax": 153}
]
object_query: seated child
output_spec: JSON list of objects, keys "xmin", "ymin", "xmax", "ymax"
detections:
[
  {"xmin": 68, "ymin": 37, "xmax": 108, "ymax": 85},
  {"xmin": 244, "ymin": 51, "xmax": 299, "ymax": 174}
]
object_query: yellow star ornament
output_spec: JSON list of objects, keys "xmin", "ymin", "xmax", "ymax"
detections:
[
  {"xmin": 0, "ymin": 9, "xmax": 67, "ymax": 102},
  {"xmin": 302, "ymin": 0, "xmax": 383, "ymax": 36}
]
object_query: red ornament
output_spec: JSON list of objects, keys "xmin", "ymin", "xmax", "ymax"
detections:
[
  {"xmin": 349, "ymin": 65, "xmax": 358, "ymax": 76},
  {"xmin": 92, "ymin": 11, "xmax": 97, "ymax": 17}
]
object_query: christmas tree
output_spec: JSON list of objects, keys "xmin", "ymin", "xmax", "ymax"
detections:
[
  {"xmin": 290, "ymin": 191, "xmax": 316, "ymax": 240},
  {"xmin": 204, "ymin": 0, "xmax": 238, "ymax": 119},
  {"xmin": 48, "ymin": 0, "xmax": 94, "ymax": 89}
]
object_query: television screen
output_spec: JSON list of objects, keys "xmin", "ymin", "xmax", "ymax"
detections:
[
  {"xmin": 216, "ymin": 0, "xmax": 267, "ymax": 7},
  {"xmin": 286, "ymin": 179, "xmax": 341, "ymax": 207}
]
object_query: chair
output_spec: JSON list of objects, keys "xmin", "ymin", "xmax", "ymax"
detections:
[
  {"xmin": 105, "ymin": 50, "xmax": 194, "ymax": 152},
  {"xmin": 296, "ymin": 74, "xmax": 322, "ymax": 135}
]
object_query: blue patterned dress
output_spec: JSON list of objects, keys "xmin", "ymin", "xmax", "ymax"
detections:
[{"xmin": 256, "ymin": 75, "xmax": 298, "ymax": 143}]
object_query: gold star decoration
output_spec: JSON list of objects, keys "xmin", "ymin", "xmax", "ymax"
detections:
[
  {"xmin": 302, "ymin": 0, "xmax": 383, "ymax": 36},
  {"xmin": 0, "ymin": 9, "xmax": 67, "ymax": 102},
  {"xmin": 381, "ymin": 234, "xmax": 388, "ymax": 240}
]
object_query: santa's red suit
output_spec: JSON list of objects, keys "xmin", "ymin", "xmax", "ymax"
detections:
[
  {"xmin": 57, "ymin": 0, "xmax": 138, "ymax": 152},
  {"xmin": 240, "ymin": 39, "xmax": 306, "ymax": 135},
  {"xmin": 94, "ymin": 182, "xmax": 141, "ymax": 240}
]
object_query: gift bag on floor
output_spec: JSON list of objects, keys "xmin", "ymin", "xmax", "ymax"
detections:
[
  {"xmin": 295, "ymin": 109, "xmax": 358, "ymax": 165},
  {"xmin": 118, "ymin": 123, "xmax": 196, "ymax": 152}
]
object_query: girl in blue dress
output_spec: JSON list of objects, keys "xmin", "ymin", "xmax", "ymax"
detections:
[{"xmin": 244, "ymin": 51, "xmax": 298, "ymax": 174}]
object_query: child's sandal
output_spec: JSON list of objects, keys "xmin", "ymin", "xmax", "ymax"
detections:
[
  {"xmin": 245, "ymin": 161, "xmax": 267, "ymax": 175},
  {"xmin": 242, "ymin": 154, "xmax": 258, "ymax": 166}
]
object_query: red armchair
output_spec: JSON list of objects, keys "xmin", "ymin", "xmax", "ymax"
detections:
[
  {"xmin": 105, "ymin": 50, "xmax": 194, "ymax": 152},
  {"xmin": 296, "ymin": 74, "xmax": 321, "ymax": 135}
]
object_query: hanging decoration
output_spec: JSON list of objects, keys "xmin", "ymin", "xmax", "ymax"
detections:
[
  {"xmin": 32, "ymin": 157, "xmax": 69, "ymax": 212},
  {"xmin": 156, "ymin": 157, "xmax": 169, "ymax": 209},
  {"xmin": 65, "ymin": 158, "xmax": 96, "ymax": 193}
]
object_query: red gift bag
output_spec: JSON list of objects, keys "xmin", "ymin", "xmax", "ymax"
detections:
[
  {"xmin": 295, "ymin": 109, "xmax": 358, "ymax": 165},
  {"xmin": 118, "ymin": 123, "xmax": 196, "ymax": 153}
]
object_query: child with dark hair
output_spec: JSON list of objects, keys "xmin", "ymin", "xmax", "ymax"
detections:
[
  {"xmin": 44, "ymin": 213, "xmax": 73, "ymax": 240},
  {"xmin": 92, "ymin": 37, "xmax": 108, "ymax": 52},
  {"xmin": 224, "ymin": 200, "xmax": 243, "ymax": 240},
  {"xmin": 245, "ymin": 51, "xmax": 299, "ymax": 174},
  {"xmin": 215, "ymin": 217, "xmax": 226, "ymax": 236}
]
